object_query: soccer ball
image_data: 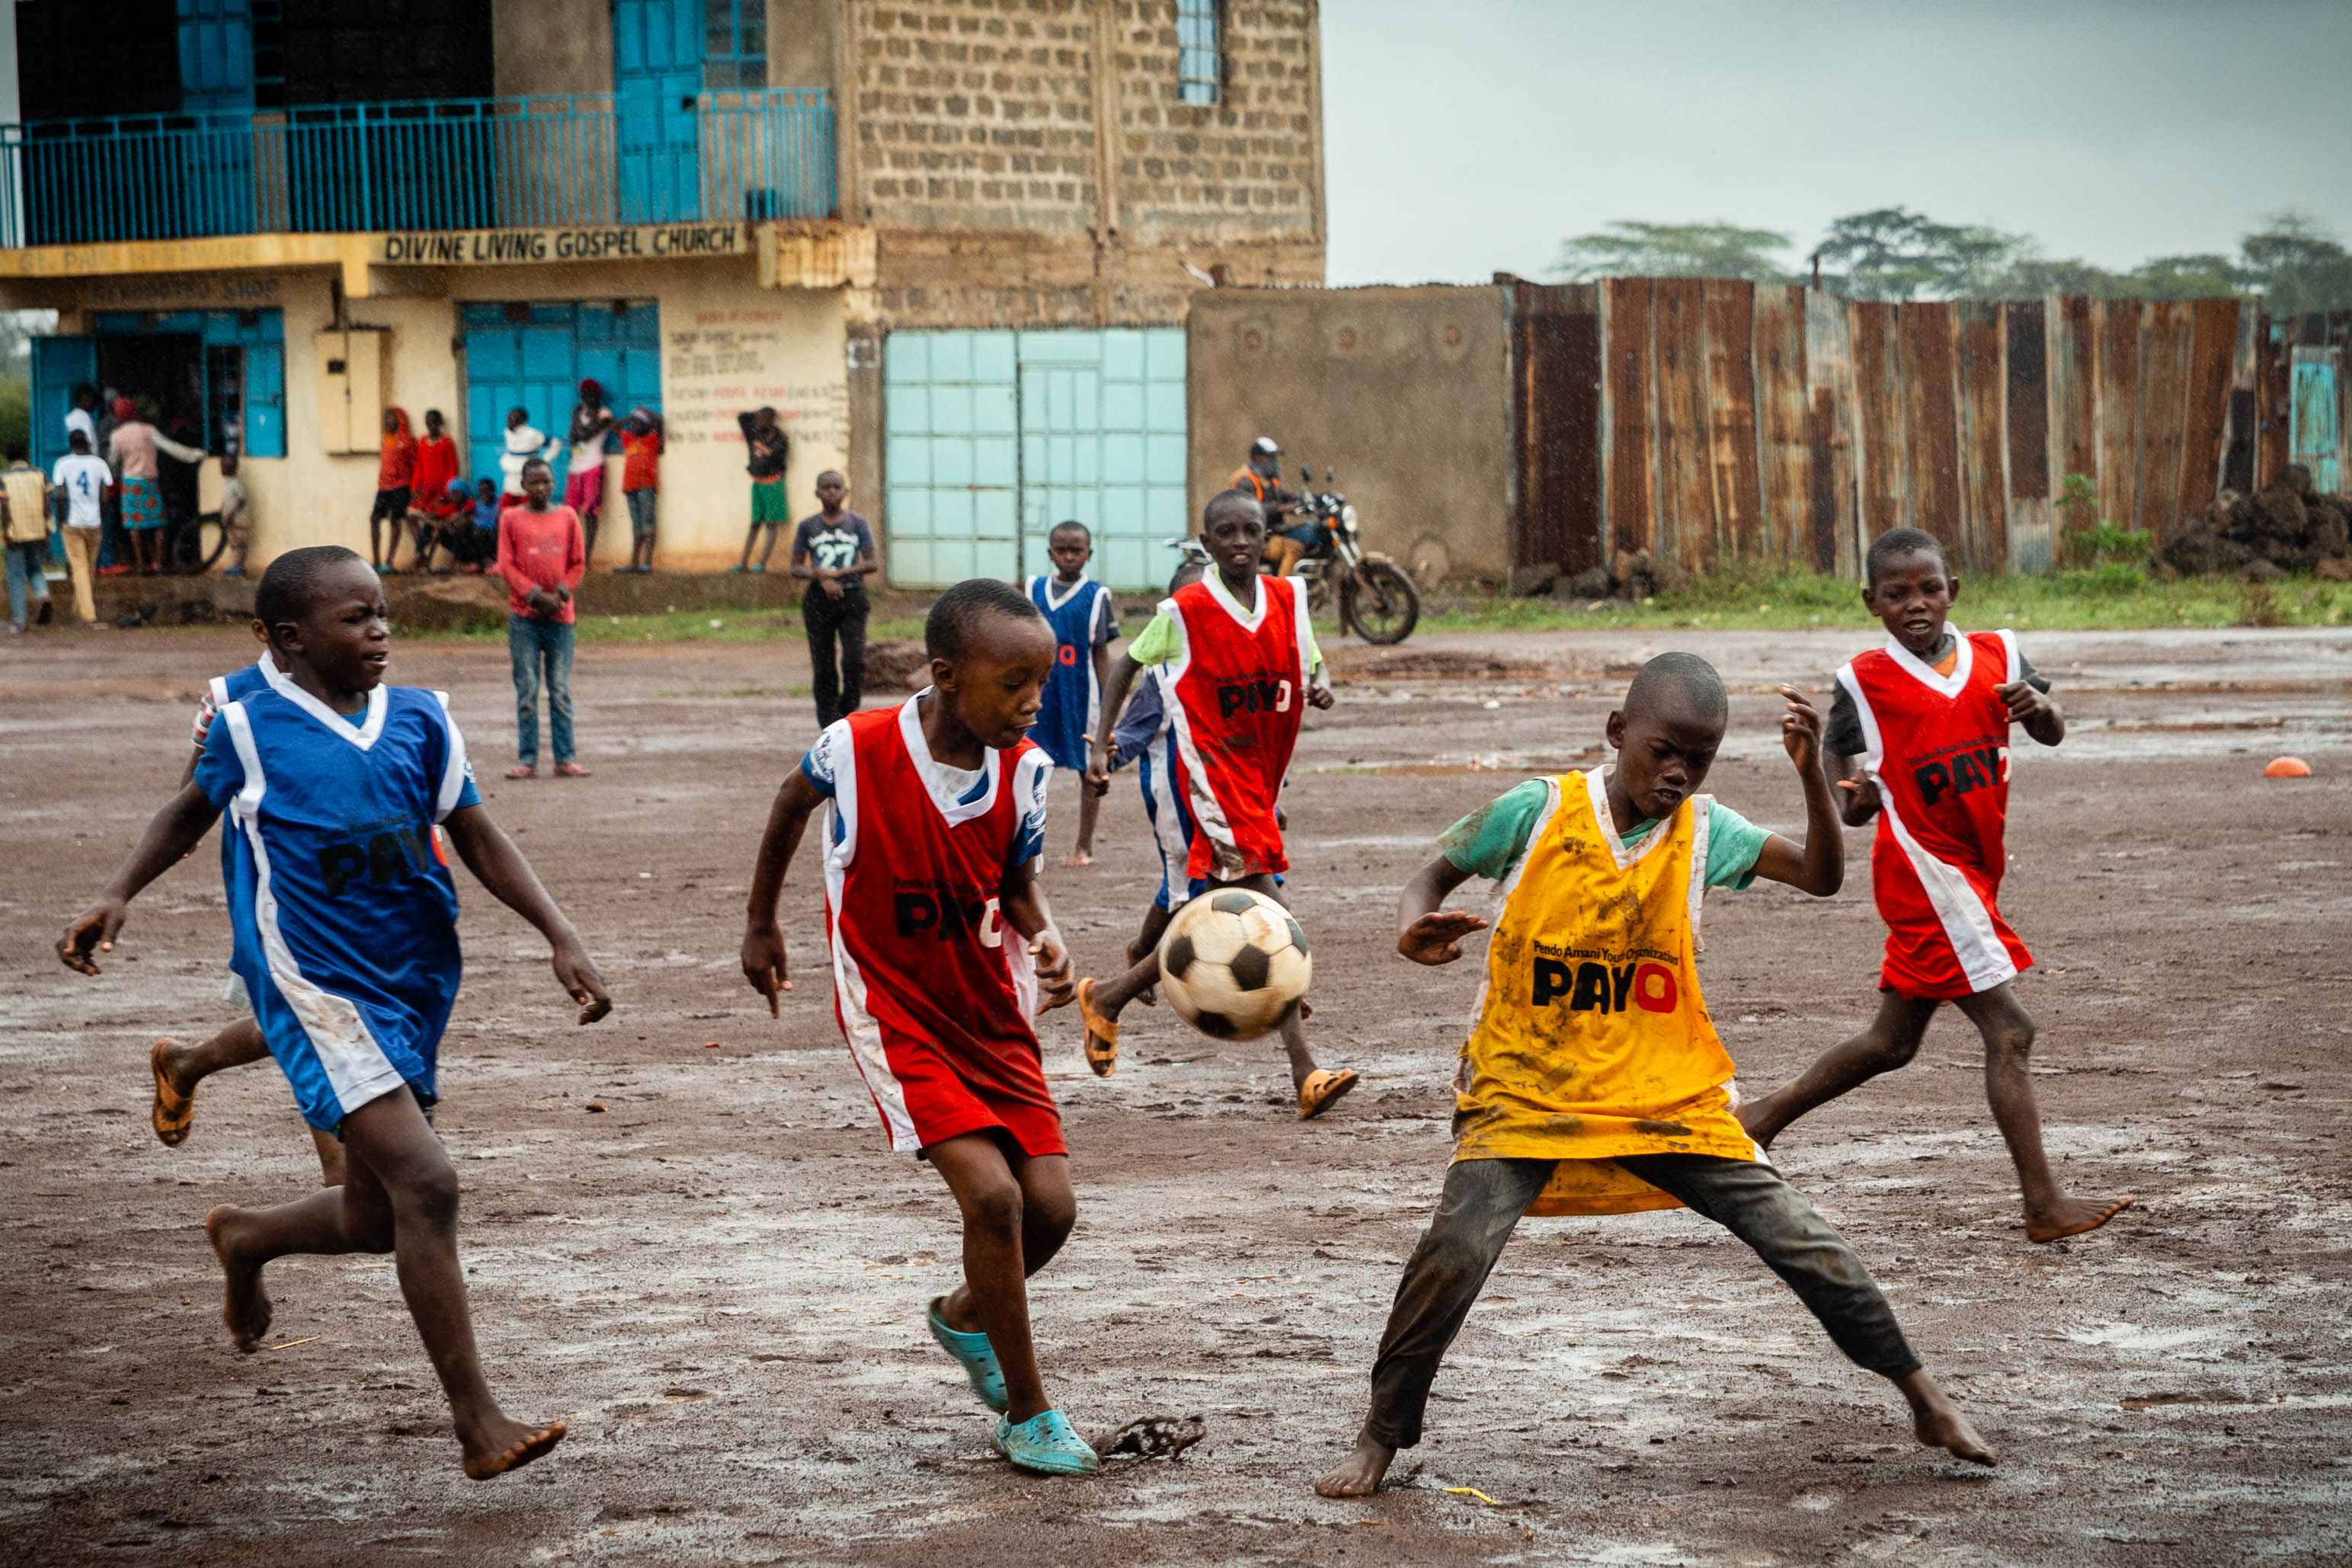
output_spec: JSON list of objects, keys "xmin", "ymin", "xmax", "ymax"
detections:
[{"xmin": 1157, "ymin": 888, "xmax": 1312, "ymax": 1041}]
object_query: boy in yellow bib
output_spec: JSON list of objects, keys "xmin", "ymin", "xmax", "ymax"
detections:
[{"xmin": 1317, "ymin": 654, "xmax": 1992, "ymax": 1497}]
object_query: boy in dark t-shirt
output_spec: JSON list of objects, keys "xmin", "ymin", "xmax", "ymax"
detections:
[{"xmin": 789, "ymin": 469, "xmax": 878, "ymax": 728}]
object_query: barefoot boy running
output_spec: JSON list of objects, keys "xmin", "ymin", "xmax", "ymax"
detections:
[
  {"xmin": 1317, "ymin": 654, "xmax": 1992, "ymax": 1498},
  {"xmin": 1737, "ymin": 528, "xmax": 2133, "ymax": 1244},
  {"xmin": 739, "ymin": 578, "xmax": 1097, "ymax": 1477},
  {"xmin": 57, "ymin": 546, "xmax": 610, "ymax": 1480},
  {"xmin": 1078, "ymin": 491, "xmax": 1355, "ymax": 1118},
  {"xmin": 1027, "ymin": 520, "xmax": 1118, "ymax": 866}
]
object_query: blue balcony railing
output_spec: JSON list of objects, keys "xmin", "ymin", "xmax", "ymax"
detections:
[{"xmin": 0, "ymin": 89, "xmax": 834, "ymax": 248}]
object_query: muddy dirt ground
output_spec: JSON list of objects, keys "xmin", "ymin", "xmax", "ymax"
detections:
[{"xmin": 2, "ymin": 622, "xmax": 2347, "ymax": 1566}]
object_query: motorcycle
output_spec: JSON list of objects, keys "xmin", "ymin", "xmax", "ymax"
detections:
[{"xmin": 1164, "ymin": 466, "xmax": 1421, "ymax": 645}]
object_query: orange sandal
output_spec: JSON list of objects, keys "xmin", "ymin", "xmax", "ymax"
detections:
[
  {"xmin": 150, "ymin": 1038, "xmax": 196, "ymax": 1146},
  {"xmin": 1297, "ymin": 1067, "xmax": 1358, "ymax": 1120},
  {"xmin": 1077, "ymin": 978, "xmax": 1118, "ymax": 1077}
]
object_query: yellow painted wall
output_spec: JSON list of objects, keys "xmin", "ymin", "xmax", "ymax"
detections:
[{"xmin": 54, "ymin": 261, "xmax": 850, "ymax": 574}]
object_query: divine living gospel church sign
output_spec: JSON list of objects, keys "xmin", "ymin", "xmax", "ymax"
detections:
[{"xmin": 376, "ymin": 223, "xmax": 745, "ymax": 265}]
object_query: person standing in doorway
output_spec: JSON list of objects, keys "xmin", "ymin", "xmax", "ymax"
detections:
[
  {"xmin": 495, "ymin": 458, "xmax": 589, "ymax": 780},
  {"xmin": 66, "ymin": 383, "xmax": 99, "ymax": 456},
  {"xmin": 4, "ymin": 443, "xmax": 53, "ymax": 633},
  {"xmin": 94, "ymin": 387, "xmax": 127, "ymax": 574},
  {"xmin": 408, "ymin": 409, "xmax": 461, "ymax": 571},
  {"xmin": 499, "ymin": 408, "xmax": 552, "ymax": 508},
  {"xmin": 370, "ymin": 408, "xmax": 417, "ymax": 574},
  {"xmin": 789, "ymin": 470, "xmax": 878, "ymax": 728},
  {"xmin": 109, "ymin": 397, "xmax": 206, "ymax": 575},
  {"xmin": 732, "ymin": 406, "xmax": 789, "ymax": 572},
  {"xmin": 51, "ymin": 429, "xmax": 111, "ymax": 624},
  {"xmin": 565, "ymin": 379, "xmax": 613, "ymax": 565}
]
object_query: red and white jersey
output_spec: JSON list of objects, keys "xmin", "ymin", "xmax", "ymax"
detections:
[
  {"xmin": 808, "ymin": 697, "xmax": 1064, "ymax": 1155},
  {"xmin": 1161, "ymin": 573, "xmax": 1315, "ymax": 881},
  {"xmin": 1836, "ymin": 628, "xmax": 2033, "ymax": 998}
]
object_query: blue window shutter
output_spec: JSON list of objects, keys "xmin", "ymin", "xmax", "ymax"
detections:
[{"xmin": 244, "ymin": 344, "xmax": 286, "ymax": 458}]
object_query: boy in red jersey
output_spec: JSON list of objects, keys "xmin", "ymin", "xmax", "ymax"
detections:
[
  {"xmin": 740, "ymin": 579, "xmax": 1098, "ymax": 1476},
  {"xmin": 1738, "ymin": 528, "xmax": 2133, "ymax": 1243},
  {"xmin": 1077, "ymin": 491, "xmax": 1356, "ymax": 1119}
]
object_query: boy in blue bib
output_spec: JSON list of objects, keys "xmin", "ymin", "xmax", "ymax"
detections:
[
  {"xmin": 1026, "ymin": 520, "xmax": 1117, "ymax": 865},
  {"xmin": 59, "ymin": 546, "xmax": 612, "ymax": 1481}
]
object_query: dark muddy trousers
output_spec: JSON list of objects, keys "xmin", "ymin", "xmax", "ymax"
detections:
[
  {"xmin": 1365, "ymin": 1155, "xmax": 1922, "ymax": 1450},
  {"xmin": 802, "ymin": 584, "xmax": 868, "ymax": 729}
]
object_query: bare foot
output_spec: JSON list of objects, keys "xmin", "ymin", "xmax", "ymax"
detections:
[
  {"xmin": 462, "ymin": 1416, "xmax": 568, "ymax": 1480},
  {"xmin": 1315, "ymin": 1435, "xmax": 1396, "ymax": 1497},
  {"xmin": 1896, "ymin": 1370, "xmax": 1996, "ymax": 1466},
  {"xmin": 204, "ymin": 1205, "xmax": 270, "ymax": 1352},
  {"xmin": 2027, "ymin": 1193, "xmax": 2135, "ymax": 1244},
  {"xmin": 1058, "ymin": 850, "xmax": 1096, "ymax": 868}
]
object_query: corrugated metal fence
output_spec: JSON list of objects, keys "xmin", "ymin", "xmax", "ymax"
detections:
[{"xmin": 1509, "ymin": 280, "xmax": 2352, "ymax": 579}]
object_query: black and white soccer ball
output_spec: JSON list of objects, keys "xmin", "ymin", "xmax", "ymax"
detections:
[{"xmin": 1157, "ymin": 888, "xmax": 1311, "ymax": 1041}]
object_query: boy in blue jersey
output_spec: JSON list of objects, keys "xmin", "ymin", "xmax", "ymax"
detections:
[
  {"xmin": 58, "ymin": 546, "xmax": 611, "ymax": 1481},
  {"xmin": 1026, "ymin": 521, "xmax": 1117, "ymax": 866}
]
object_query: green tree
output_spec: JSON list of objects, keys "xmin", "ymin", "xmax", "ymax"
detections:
[
  {"xmin": 1553, "ymin": 220, "xmax": 1793, "ymax": 282},
  {"xmin": 1815, "ymin": 206, "xmax": 2032, "ymax": 300},
  {"xmin": 2236, "ymin": 212, "xmax": 2352, "ymax": 315}
]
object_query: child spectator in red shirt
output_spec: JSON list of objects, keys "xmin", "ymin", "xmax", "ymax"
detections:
[
  {"xmin": 407, "ymin": 409, "xmax": 461, "ymax": 571},
  {"xmin": 372, "ymin": 408, "xmax": 416, "ymax": 574},
  {"xmin": 617, "ymin": 407, "xmax": 662, "ymax": 574},
  {"xmin": 494, "ymin": 457, "xmax": 588, "ymax": 779}
]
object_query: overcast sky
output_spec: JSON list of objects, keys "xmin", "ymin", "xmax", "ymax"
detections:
[{"xmin": 1320, "ymin": 0, "xmax": 2352, "ymax": 286}]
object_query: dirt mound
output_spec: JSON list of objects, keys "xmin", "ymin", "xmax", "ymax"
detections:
[
  {"xmin": 862, "ymin": 638, "xmax": 930, "ymax": 691},
  {"xmin": 2162, "ymin": 464, "xmax": 2352, "ymax": 578}
]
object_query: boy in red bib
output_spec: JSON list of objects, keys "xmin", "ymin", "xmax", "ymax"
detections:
[
  {"xmin": 1739, "ymin": 529, "xmax": 2133, "ymax": 1243},
  {"xmin": 1077, "ymin": 491, "xmax": 1357, "ymax": 1119},
  {"xmin": 741, "ymin": 579, "xmax": 1098, "ymax": 1477}
]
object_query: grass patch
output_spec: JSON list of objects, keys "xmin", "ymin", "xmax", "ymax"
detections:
[{"xmin": 1415, "ymin": 567, "xmax": 2351, "ymax": 635}]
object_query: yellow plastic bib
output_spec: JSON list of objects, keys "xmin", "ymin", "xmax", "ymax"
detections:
[{"xmin": 1451, "ymin": 770, "xmax": 1760, "ymax": 1215}]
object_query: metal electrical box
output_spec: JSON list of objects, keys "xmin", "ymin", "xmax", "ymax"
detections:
[{"xmin": 315, "ymin": 328, "xmax": 390, "ymax": 453}]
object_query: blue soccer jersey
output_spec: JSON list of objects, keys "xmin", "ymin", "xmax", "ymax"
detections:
[
  {"xmin": 1026, "ymin": 574, "xmax": 1114, "ymax": 773},
  {"xmin": 195, "ymin": 681, "xmax": 482, "ymax": 1133}
]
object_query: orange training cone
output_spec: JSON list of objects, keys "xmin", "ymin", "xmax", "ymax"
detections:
[{"xmin": 2264, "ymin": 756, "xmax": 2312, "ymax": 778}]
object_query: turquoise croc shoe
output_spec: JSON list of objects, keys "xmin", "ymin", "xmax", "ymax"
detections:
[
  {"xmin": 926, "ymin": 1296, "xmax": 1007, "ymax": 1412},
  {"xmin": 993, "ymin": 1409, "xmax": 1101, "ymax": 1476}
]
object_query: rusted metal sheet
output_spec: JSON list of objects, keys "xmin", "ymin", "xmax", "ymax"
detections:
[
  {"xmin": 1955, "ymin": 300, "xmax": 2007, "ymax": 574},
  {"xmin": 2003, "ymin": 300, "xmax": 2053, "ymax": 572},
  {"xmin": 1651, "ymin": 278, "xmax": 1716, "ymax": 572},
  {"xmin": 2133, "ymin": 300, "xmax": 2194, "ymax": 540},
  {"xmin": 1753, "ymin": 284, "xmax": 1811, "ymax": 566},
  {"xmin": 2178, "ymin": 297, "xmax": 2238, "ymax": 518},
  {"xmin": 1804, "ymin": 288, "xmax": 1858, "ymax": 575},
  {"xmin": 2050, "ymin": 295, "xmax": 2098, "ymax": 533},
  {"xmin": 1701, "ymin": 280, "xmax": 1762, "ymax": 562},
  {"xmin": 1602, "ymin": 278, "xmax": 1655, "ymax": 559},
  {"xmin": 2094, "ymin": 299, "xmax": 2142, "ymax": 533},
  {"xmin": 2221, "ymin": 301, "xmax": 2260, "ymax": 494},
  {"xmin": 2255, "ymin": 317, "xmax": 2290, "ymax": 487},
  {"xmin": 1509, "ymin": 280, "xmax": 1604, "ymax": 576},
  {"xmin": 1899, "ymin": 302, "xmax": 1963, "ymax": 556},
  {"xmin": 1848, "ymin": 300, "xmax": 1905, "ymax": 542}
]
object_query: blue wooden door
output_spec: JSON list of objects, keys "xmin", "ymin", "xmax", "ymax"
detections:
[
  {"xmin": 612, "ymin": 0, "xmax": 702, "ymax": 223},
  {"xmin": 31, "ymin": 335, "xmax": 97, "ymax": 478},
  {"xmin": 176, "ymin": 0, "xmax": 257, "ymax": 235},
  {"xmin": 462, "ymin": 302, "xmax": 663, "ymax": 491},
  {"xmin": 2290, "ymin": 347, "xmax": 2342, "ymax": 496}
]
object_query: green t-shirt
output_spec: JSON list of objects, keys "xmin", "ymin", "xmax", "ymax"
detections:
[
  {"xmin": 1125, "ymin": 584, "xmax": 1324, "ymax": 671},
  {"xmin": 1440, "ymin": 777, "xmax": 1774, "ymax": 891}
]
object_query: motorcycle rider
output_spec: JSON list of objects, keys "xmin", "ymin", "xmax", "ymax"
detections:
[{"xmin": 1227, "ymin": 437, "xmax": 1320, "ymax": 577}]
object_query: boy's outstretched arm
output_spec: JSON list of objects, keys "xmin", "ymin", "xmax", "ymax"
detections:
[
  {"xmin": 2001, "ymin": 679, "xmax": 2064, "ymax": 747},
  {"xmin": 441, "ymin": 805, "xmax": 611, "ymax": 1024},
  {"xmin": 1397, "ymin": 854, "xmax": 1487, "ymax": 965},
  {"xmin": 741, "ymin": 767, "xmax": 827, "ymax": 1016},
  {"xmin": 1086, "ymin": 652, "xmax": 1144, "ymax": 787},
  {"xmin": 57, "ymin": 782, "xmax": 222, "ymax": 974},
  {"xmin": 998, "ymin": 857, "xmax": 1076, "ymax": 1014},
  {"xmin": 1748, "ymin": 684, "xmax": 1845, "ymax": 897}
]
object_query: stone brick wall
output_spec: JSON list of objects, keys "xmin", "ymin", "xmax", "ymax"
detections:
[{"xmin": 846, "ymin": 0, "xmax": 1324, "ymax": 329}]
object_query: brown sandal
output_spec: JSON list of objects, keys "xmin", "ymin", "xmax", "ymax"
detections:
[
  {"xmin": 504, "ymin": 764, "xmax": 537, "ymax": 780},
  {"xmin": 1077, "ymin": 978, "xmax": 1118, "ymax": 1077},
  {"xmin": 554, "ymin": 762, "xmax": 592, "ymax": 778},
  {"xmin": 150, "ymin": 1038, "xmax": 195, "ymax": 1146},
  {"xmin": 1297, "ymin": 1067, "xmax": 1358, "ymax": 1120}
]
